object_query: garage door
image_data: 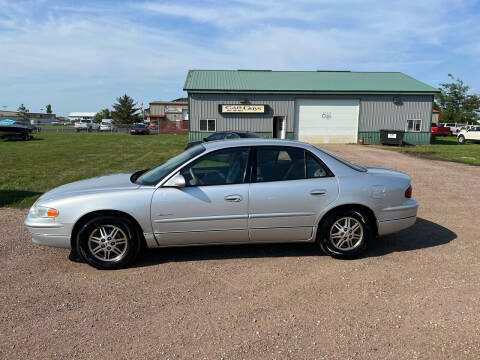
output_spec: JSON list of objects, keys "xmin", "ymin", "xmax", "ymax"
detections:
[{"xmin": 296, "ymin": 99, "xmax": 359, "ymax": 143}]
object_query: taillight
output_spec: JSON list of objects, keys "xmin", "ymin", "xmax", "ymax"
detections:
[{"xmin": 405, "ymin": 185, "xmax": 412, "ymax": 198}]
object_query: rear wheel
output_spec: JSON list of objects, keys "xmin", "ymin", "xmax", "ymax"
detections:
[
  {"xmin": 458, "ymin": 135, "xmax": 465, "ymax": 144},
  {"xmin": 76, "ymin": 215, "xmax": 142, "ymax": 269},
  {"xmin": 317, "ymin": 209, "xmax": 373, "ymax": 259}
]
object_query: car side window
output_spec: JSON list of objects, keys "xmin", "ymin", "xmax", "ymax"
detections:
[
  {"xmin": 207, "ymin": 132, "xmax": 224, "ymax": 141},
  {"xmin": 225, "ymin": 132, "xmax": 240, "ymax": 139},
  {"xmin": 256, "ymin": 147, "xmax": 305, "ymax": 182},
  {"xmin": 306, "ymin": 152, "xmax": 328, "ymax": 178},
  {"xmin": 180, "ymin": 148, "xmax": 250, "ymax": 186}
]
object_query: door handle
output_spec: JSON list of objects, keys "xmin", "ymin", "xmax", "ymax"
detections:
[
  {"xmin": 310, "ymin": 189, "xmax": 327, "ymax": 196},
  {"xmin": 224, "ymin": 194, "xmax": 243, "ymax": 202}
]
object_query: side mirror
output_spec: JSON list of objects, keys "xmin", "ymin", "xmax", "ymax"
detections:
[
  {"xmin": 164, "ymin": 173, "xmax": 186, "ymax": 188},
  {"xmin": 203, "ymin": 138, "xmax": 208, "ymax": 141}
]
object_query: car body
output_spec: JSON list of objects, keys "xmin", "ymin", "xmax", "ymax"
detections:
[
  {"xmin": 457, "ymin": 126, "xmax": 480, "ymax": 144},
  {"xmin": 440, "ymin": 122, "xmax": 464, "ymax": 135},
  {"xmin": 100, "ymin": 120, "xmax": 115, "ymax": 132},
  {"xmin": 25, "ymin": 139, "xmax": 418, "ymax": 269},
  {"xmin": 431, "ymin": 123, "xmax": 451, "ymax": 136},
  {"xmin": 130, "ymin": 123, "xmax": 150, "ymax": 135},
  {"xmin": 185, "ymin": 131, "xmax": 262, "ymax": 150},
  {"xmin": 74, "ymin": 120, "xmax": 100, "ymax": 132}
]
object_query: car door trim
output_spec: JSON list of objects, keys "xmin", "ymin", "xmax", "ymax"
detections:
[
  {"xmin": 153, "ymin": 214, "xmax": 249, "ymax": 223},
  {"xmin": 249, "ymin": 211, "xmax": 315, "ymax": 219}
]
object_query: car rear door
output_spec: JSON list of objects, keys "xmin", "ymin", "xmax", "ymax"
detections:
[{"xmin": 248, "ymin": 146, "xmax": 338, "ymax": 242}]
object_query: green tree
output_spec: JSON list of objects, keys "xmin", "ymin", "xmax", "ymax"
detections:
[
  {"xmin": 93, "ymin": 108, "xmax": 112, "ymax": 123},
  {"xmin": 112, "ymin": 94, "xmax": 141, "ymax": 125},
  {"xmin": 17, "ymin": 104, "xmax": 30, "ymax": 122},
  {"xmin": 45, "ymin": 104, "xmax": 52, "ymax": 114},
  {"xmin": 435, "ymin": 74, "xmax": 480, "ymax": 124}
]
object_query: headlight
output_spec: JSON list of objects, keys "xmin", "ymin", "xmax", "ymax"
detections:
[{"xmin": 32, "ymin": 205, "xmax": 59, "ymax": 218}]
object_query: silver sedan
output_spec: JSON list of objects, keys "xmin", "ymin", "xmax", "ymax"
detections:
[{"xmin": 25, "ymin": 139, "xmax": 418, "ymax": 269}]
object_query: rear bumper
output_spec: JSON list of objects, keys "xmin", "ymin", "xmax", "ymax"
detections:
[
  {"xmin": 377, "ymin": 198, "xmax": 418, "ymax": 236},
  {"xmin": 378, "ymin": 216, "xmax": 416, "ymax": 236}
]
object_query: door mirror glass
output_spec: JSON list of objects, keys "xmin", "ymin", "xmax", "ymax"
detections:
[{"xmin": 164, "ymin": 173, "xmax": 186, "ymax": 188}]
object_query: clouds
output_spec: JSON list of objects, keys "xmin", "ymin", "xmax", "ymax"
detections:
[{"xmin": 0, "ymin": 0, "xmax": 479, "ymax": 115}]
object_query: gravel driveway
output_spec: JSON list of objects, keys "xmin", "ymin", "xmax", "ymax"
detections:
[{"xmin": 1, "ymin": 144, "xmax": 479, "ymax": 359}]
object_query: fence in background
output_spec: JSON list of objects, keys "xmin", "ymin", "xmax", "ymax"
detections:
[{"xmin": 40, "ymin": 120, "xmax": 189, "ymax": 135}]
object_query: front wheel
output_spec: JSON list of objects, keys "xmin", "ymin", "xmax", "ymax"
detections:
[
  {"xmin": 458, "ymin": 135, "xmax": 465, "ymax": 144},
  {"xmin": 317, "ymin": 209, "xmax": 373, "ymax": 259},
  {"xmin": 76, "ymin": 215, "xmax": 142, "ymax": 269}
]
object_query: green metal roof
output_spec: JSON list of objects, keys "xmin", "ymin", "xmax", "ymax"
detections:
[{"xmin": 184, "ymin": 70, "xmax": 439, "ymax": 94}]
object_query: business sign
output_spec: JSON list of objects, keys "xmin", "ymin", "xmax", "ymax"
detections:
[
  {"xmin": 219, "ymin": 104, "xmax": 267, "ymax": 114},
  {"xmin": 165, "ymin": 106, "xmax": 183, "ymax": 113}
]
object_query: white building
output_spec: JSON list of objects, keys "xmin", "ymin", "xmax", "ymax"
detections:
[{"xmin": 68, "ymin": 112, "xmax": 97, "ymax": 121}]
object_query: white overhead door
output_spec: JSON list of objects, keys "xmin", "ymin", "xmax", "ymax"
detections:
[{"xmin": 296, "ymin": 99, "xmax": 359, "ymax": 144}]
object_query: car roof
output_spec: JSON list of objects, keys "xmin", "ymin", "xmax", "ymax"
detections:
[{"xmin": 202, "ymin": 138, "xmax": 315, "ymax": 151}]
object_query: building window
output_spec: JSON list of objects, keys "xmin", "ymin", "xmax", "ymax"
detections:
[
  {"xmin": 200, "ymin": 119, "xmax": 216, "ymax": 132},
  {"xmin": 406, "ymin": 119, "xmax": 421, "ymax": 132}
]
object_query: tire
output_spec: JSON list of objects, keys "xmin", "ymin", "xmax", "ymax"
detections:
[
  {"xmin": 76, "ymin": 215, "xmax": 142, "ymax": 269},
  {"xmin": 458, "ymin": 135, "xmax": 465, "ymax": 144},
  {"xmin": 317, "ymin": 209, "xmax": 373, "ymax": 259}
]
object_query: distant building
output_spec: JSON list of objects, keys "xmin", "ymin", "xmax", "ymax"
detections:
[
  {"xmin": 184, "ymin": 69, "xmax": 440, "ymax": 144},
  {"xmin": 146, "ymin": 101, "xmax": 188, "ymax": 122},
  {"xmin": 145, "ymin": 99, "xmax": 189, "ymax": 134},
  {"xmin": 68, "ymin": 112, "xmax": 97, "ymax": 122},
  {"xmin": 0, "ymin": 110, "xmax": 56, "ymax": 124}
]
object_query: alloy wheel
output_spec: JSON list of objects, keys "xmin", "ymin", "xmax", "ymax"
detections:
[
  {"xmin": 87, "ymin": 225, "xmax": 128, "ymax": 262},
  {"xmin": 329, "ymin": 217, "xmax": 364, "ymax": 251}
]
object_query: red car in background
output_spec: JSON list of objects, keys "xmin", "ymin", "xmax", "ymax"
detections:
[
  {"xmin": 431, "ymin": 123, "xmax": 451, "ymax": 136},
  {"xmin": 130, "ymin": 123, "xmax": 150, "ymax": 135}
]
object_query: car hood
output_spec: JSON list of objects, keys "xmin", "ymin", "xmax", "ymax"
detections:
[{"xmin": 37, "ymin": 172, "xmax": 139, "ymax": 203}]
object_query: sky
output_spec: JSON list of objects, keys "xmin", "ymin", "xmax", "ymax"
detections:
[{"xmin": 1, "ymin": 0, "xmax": 479, "ymax": 116}]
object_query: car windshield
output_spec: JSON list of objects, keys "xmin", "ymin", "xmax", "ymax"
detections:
[
  {"xmin": 133, "ymin": 124, "xmax": 146, "ymax": 128},
  {"xmin": 319, "ymin": 149, "xmax": 367, "ymax": 172},
  {"xmin": 135, "ymin": 146, "xmax": 206, "ymax": 185}
]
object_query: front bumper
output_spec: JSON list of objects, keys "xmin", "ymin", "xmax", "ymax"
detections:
[{"xmin": 25, "ymin": 212, "xmax": 71, "ymax": 249}]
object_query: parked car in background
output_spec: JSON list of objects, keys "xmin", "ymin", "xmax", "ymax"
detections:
[
  {"xmin": 74, "ymin": 119, "xmax": 100, "ymax": 132},
  {"xmin": 100, "ymin": 120, "xmax": 115, "ymax": 132},
  {"xmin": 439, "ymin": 123, "xmax": 460, "ymax": 135},
  {"xmin": 130, "ymin": 123, "xmax": 150, "ymax": 135},
  {"xmin": 431, "ymin": 123, "xmax": 451, "ymax": 136},
  {"xmin": 25, "ymin": 139, "xmax": 418, "ymax": 269},
  {"xmin": 185, "ymin": 131, "xmax": 262, "ymax": 150},
  {"xmin": 457, "ymin": 126, "xmax": 480, "ymax": 144}
]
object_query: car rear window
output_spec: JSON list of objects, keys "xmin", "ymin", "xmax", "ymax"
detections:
[{"xmin": 319, "ymin": 149, "xmax": 367, "ymax": 172}]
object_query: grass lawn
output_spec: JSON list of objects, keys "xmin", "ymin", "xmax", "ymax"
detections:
[
  {"xmin": 378, "ymin": 136, "xmax": 480, "ymax": 166},
  {"xmin": 1, "ymin": 132, "xmax": 188, "ymax": 208}
]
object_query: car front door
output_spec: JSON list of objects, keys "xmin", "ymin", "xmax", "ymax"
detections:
[
  {"xmin": 468, "ymin": 127, "xmax": 480, "ymax": 140},
  {"xmin": 248, "ymin": 146, "xmax": 339, "ymax": 242},
  {"xmin": 151, "ymin": 147, "xmax": 251, "ymax": 246}
]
